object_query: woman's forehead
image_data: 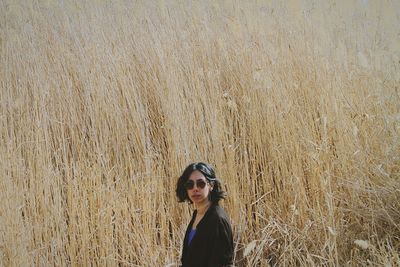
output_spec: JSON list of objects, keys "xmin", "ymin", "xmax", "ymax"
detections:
[{"xmin": 188, "ymin": 170, "xmax": 206, "ymax": 180}]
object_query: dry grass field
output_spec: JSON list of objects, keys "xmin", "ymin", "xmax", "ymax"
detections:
[{"xmin": 1, "ymin": 0, "xmax": 399, "ymax": 266}]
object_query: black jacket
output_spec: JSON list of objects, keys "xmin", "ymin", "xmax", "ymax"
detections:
[{"xmin": 181, "ymin": 204, "xmax": 234, "ymax": 267}]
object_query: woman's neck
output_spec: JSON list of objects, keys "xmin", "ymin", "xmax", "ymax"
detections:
[{"xmin": 196, "ymin": 200, "xmax": 211, "ymax": 215}]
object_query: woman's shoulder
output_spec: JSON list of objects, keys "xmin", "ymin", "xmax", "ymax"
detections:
[{"xmin": 207, "ymin": 204, "xmax": 231, "ymax": 223}]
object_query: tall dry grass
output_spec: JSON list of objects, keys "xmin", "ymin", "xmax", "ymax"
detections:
[{"xmin": 1, "ymin": 0, "xmax": 399, "ymax": 266}]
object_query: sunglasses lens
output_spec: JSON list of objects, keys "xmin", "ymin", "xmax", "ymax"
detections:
[
  {"xmin": 197, "ymin": 180, "xmax": 207, "ymax": 189},
  {"xmin": 184, "ymin": 180, "xmax": 194, "ymax": 190}
]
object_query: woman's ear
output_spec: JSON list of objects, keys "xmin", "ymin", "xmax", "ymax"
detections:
[{"xmin": 209, "ymin": 182, "xmax": 214, "ymax": 191}]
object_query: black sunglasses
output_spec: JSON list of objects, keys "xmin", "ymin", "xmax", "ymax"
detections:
[{"xmin": 184, "ymin": 179, "xmax": 208, "ymax": 190}]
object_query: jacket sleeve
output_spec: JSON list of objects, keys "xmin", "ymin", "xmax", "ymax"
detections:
[{"xmin": 207, "ymin": 217, "xmax": 234, "ymax": 267}]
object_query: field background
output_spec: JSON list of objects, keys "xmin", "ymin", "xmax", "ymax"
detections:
[{"xmin": 1, "ymin": 0, "xmax": 399, "ymax": 266}]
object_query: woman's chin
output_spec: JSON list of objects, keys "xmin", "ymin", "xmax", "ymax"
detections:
[{"xmin": 190, "ymin": 196, "xmax": 205, "ymax": 204}]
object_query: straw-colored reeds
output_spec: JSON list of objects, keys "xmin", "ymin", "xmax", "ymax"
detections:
[{"xmin": 1, "ymin": 1, "xmax": 399, "ymax": 266}]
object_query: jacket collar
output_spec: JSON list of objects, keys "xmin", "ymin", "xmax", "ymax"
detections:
[{"xmin": 193, "ymin": 202, "xmax": 218, "ymax": 229}]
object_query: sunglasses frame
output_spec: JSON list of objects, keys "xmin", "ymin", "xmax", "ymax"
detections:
[{"xmin": 184, "ymin": 179, "xmax": 209, "ymax": 190}]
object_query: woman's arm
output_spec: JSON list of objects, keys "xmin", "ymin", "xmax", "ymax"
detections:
[{"xmin": 207, "ymin": 217, "xmax": 234, "ymax": 267}]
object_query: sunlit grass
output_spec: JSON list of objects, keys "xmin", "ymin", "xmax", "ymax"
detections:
[{"xmin": 1, "ymin": 0, "xmax": 399, "ymax": 266}]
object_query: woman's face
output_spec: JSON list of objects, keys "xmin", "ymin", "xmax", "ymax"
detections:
[{"xmin": 186, "ymin": 170, "xmax": 213, "ymax": 205}]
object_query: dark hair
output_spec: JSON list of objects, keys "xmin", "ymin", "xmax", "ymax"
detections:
[{"xmin": 176, "ymin": 162, "xmax": 226, "ymax": 204}]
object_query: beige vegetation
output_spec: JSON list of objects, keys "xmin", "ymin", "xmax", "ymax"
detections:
[{"xmin": 1, "ymin": 0, "xmax": 399, "ymax": 266}]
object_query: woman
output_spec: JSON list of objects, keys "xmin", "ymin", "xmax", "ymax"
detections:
[{"xmin": 176, "ymin": 162, "xmax": 234, "ymax": 267}]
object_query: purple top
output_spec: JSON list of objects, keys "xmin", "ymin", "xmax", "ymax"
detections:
[{"xmin": 188, "ymin": 229, "xmax": 197, "ymax": 245}]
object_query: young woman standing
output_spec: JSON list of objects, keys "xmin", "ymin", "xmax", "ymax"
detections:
[{"xmin": 176, "ymin": 162, "xmax": 234, "ymax": 267}]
